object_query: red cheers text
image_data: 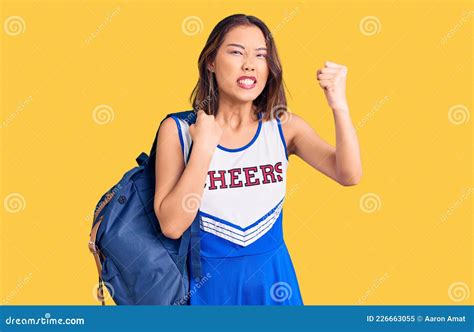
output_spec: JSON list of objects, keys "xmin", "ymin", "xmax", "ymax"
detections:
[{"xmin": 206, "ymin": 162, "xmax": 283, "ymax": 190}]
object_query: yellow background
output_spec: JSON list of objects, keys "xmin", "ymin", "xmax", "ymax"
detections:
[{"xmin": 1, "ymin": 0, "xmax": 472, "ymax": 305}]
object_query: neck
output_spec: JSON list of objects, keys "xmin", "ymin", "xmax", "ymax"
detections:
[{"xmin": 215, "ymin": 99, "xmax": 257, "ymax": 129}]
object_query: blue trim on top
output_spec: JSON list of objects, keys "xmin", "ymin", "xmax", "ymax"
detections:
[
  {"xmin": 170, "ymin": 115, "xmax": 185, "ymax": 157},
  {"xmin": 199, "ymin": 197, "xmax": 284, "ymax": 231},
  {"xmin": 276, "ymin": 116, "xmax": 289, "ymax": 161},
  {"xmin": 217, "ymin": 112, "xmax": 262, "ymax": 152}
]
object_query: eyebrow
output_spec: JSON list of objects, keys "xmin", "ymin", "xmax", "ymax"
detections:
[{"xmin": 226, "ymin": 43, "xmax": 267, "ymax": 51}]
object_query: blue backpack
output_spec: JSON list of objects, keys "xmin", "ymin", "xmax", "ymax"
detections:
[{"xmin": 88, "ymin": 110, "xmax": 202, "ymax": 305}]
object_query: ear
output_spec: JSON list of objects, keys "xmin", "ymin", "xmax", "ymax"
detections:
[{"xmin": 207, "ymin": 60, "xmax": 215, "ymax": 73}]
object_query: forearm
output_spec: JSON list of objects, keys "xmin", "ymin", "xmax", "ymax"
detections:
[
  {"xmin": 158, "ymin": 143, "xmax": 213, "ymax": 238},
  {"xmin": 332, "ymin": 107, "xmax": 362, "ymax": 185}
]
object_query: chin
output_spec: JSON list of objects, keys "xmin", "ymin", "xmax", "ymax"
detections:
[
  {"xmin": 238, "ymin": 95, "xmax": 258, "ymax": 102},
  {"xmin": 232, "ymin": 90, "xmax": 263, "ymax": 103}
]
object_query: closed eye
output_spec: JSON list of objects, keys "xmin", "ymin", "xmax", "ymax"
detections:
[{"xmin": 230, "ymin": 50, "xmax": 266, "ymax": 58}]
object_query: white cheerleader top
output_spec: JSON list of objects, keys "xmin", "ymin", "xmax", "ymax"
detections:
[{"xmin": 170, "ymin": 111, "xmax": 289, "ymax": 257}]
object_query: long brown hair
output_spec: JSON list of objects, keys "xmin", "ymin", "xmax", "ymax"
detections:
[{"xmin": 189, "ymin": 14, "xmax": 289, "ymax": 121}]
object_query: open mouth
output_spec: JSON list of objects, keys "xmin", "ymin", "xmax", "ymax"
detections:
[{"xmin": 237, "ymin": 77, "xmax": 257, "ymax": 89}]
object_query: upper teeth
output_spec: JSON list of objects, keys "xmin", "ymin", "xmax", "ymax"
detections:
[{"xmin": 238, "ymin": 79, "xmax": 255, "ymax": 85}]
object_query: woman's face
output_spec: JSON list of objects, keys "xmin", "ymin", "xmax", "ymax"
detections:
[{"xmin": 209, "ymin": 25, "xmax": 269, "ymax": 105}]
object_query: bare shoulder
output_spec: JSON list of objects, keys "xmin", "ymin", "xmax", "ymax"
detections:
[
  {"xmin": 155, "ymin": 116, "xmax": 184, "ymax": 180},
  {"xmin": 278, "ymin": 112, "xmax": 308, "ymax": 156},
  {"xmin": 154, "ymin": 115, "xmax": 185, "ymax": 211},
  {"xmin": 156, "ymin": 117, "xmax": 181, "ymax": 151},
  {"xmin": 158, "ymin": 117, "xmax": 178, "ymax": 137}
]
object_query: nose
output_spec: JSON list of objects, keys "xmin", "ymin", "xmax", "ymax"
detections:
[
  {"xmin": 244, "ymin": 65, "xmax": 254, "ymax": 71},
  {"xmin": 242, "ymin": 58, "xmax": 255, "ymax": 72}
]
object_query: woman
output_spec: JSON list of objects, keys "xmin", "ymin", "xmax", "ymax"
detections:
[{"xmin": 154, "ymin": 14, "xmax": 362, "ymax": 305}]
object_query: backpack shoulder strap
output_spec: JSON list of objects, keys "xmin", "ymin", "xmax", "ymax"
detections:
[{"xmin": 148, "ymin": 110, "xmax": 196, "ymax": 160}]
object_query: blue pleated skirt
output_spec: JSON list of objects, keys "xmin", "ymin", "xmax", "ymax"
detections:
[{"xmin": 189, "ymin": 242, "xmax": 303, "ymax": 305}]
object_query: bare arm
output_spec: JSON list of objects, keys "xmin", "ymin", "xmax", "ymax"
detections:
[
  {"xmin": 153, "ymin": 117, "xmax": 213, "ymax": 239},
  {"xmin": 285, "ymin": 60, "xmax": 362, "ymax": 185},
  {"xmin": 332, "ymin": 107, "xmax": 362, "ymax": 185},
  {"xmin": 282, "ymin": 110, "xmax": 362, "ymax": 186}
]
